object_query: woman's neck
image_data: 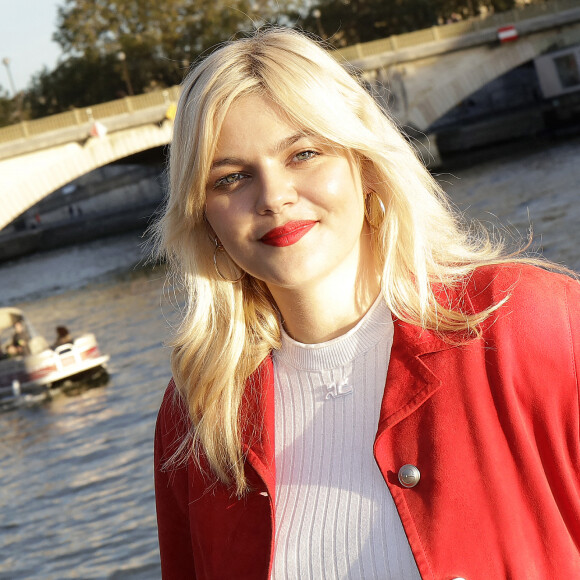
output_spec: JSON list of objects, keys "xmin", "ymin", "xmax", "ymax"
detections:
[{"xmin": 269, "ymin": 246, "xmax": 381, "ymax": 345}]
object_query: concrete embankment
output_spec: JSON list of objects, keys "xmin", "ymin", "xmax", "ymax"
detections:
[
  {"xmin": 0, "ymin": 201, "xmax": 161, "ymax": 263},
  {"xmin": 0, "ymin": 163, "xmax": 165, "ymax": 263}
]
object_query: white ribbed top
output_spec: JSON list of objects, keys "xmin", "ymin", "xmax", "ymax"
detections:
[{"xmin": 271, "ymin": 298, "xmax": 420, "ymax": 579}]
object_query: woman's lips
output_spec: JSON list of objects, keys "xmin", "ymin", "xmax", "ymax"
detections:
[{"xmin": 260, "ymin": 220, "xmax": 317, "ymax": 247}]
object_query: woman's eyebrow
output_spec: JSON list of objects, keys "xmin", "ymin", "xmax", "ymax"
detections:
[
  {"xmin": 210, "ymin": 157, "xmax": 244, "ymax": 171},
  {"xmin": 273, "ymin": 132, "xmax": 309, "ymax": 155},
  {"xmin": 210, "ymin": 133, "xmax": 311, "ymax": 171}
]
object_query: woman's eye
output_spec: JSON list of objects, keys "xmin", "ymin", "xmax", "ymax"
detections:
[
  {"xmin": 294, "ymin": 150, "xmax": 318, "ymax": 162},
  {"xmin": 214, "ymin": 173, "xmax": 245, "ymax": 188}
]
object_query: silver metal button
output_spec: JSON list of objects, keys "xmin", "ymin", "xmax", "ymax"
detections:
[{"xmin": 398, "ymin": 464, "xmax": 421, "ymax": 488}]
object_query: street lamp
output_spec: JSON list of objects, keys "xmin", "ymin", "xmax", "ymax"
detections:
[
  {"xmin": 117, "ymin": 51, "xmax": 134, "ymax": 96},
  {"xmin": 2, "ymin": 57, "xmax": 22, "ymax": 120},
  {"xmin": 2, "ymin": 57, "xmax": 17, "ymax": 96}
]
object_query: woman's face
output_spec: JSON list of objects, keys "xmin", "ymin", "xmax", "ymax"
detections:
[{"xmin": 204, "ymin": 94, "xmax": 370, "ymax": 294}]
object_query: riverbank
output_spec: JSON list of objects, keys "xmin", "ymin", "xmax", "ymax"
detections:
[
  {"xmin": 0, "ymin": 200, "xmax": 160, "ymax": 263},
  {"xmin": 436, "ymin": 128, "xmax": 580, "ymax": 171},
  {"xmin": 0, "ymin": 161, "xmax": 165, "ymax": 263}
]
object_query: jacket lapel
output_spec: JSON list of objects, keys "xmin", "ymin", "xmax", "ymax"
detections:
[
  {"xmin": 240, "ymin": 317, "xmax": 461, "ymax": 484},
  {"xmin": 378, "ymin": 317, "xmax": 455, "ymax": 432},
  {"xmin": 241, "ymin": 356, "xmax": 276, "ymax": 499},
  {"xmin": 379, "ymin": 277, "xmax": 481, "ymax": 431}
]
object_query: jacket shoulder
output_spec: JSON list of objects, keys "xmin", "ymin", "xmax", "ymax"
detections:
[
  {"xmin": 155, "ymin": 379, "xmax": 191, "ymax": 461},
  {"xmin": 466, "ymin": 263, "xmax": 580, "ymax": 405},
  {"xmin": 466, "ymin": 263, "xmax": 580, "ymax": 327}
]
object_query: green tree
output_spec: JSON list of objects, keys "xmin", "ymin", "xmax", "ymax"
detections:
[
  {"xmin": 24, "ymin": 56, "xmax": 129, "ymax": 118},
  {"xmin": 302, "ymin": 0, "xmax": 516, "ymax": 47},
  {"xmin": 52, "ymin": 0, "xmax": 297, "ymax": 97},
  {"xmin": 16, "ymin": 0, "xmax": 303, "ymax": 117},
  {"xmin": 483, "ymin": 0, "xmax": 517, "ymax": 12},
  {"xmin": 0, "ymin": 86, "xmax": 17, "ymax": 127},
  {"xmin": 303, "ymin": 0, "xmax": 440, "ymax": 46},
  {"xmin": 23, "ymin": 0, "xmax": 520, "ymax": 119}
]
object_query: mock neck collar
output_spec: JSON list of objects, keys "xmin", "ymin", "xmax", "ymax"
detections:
[{"xmin": 274, "ymin": 296, "xmax": 393, "ymax": 371}]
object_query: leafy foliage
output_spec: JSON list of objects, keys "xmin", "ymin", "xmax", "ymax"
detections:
[
  {"xmin": 52, "ymin": 0, "xmax": 290, "ymax": 91},
  {"xmin": 301, "ymin": 0, "xmax": 517, "ymax": 47},
  {"xmin": 10, "ymin": 0, "xmax": 526, "ymax": 122},
  {"xmin": 0, "ymin": 86, "xmax": 18, "ymax": 127},
  {"xmin": 14, "ymin": 0, "xmax": 296, "ymax": 118},
  {"xmin": 24, "ymin": 57, "xmax": 130, "ymax": 118}
]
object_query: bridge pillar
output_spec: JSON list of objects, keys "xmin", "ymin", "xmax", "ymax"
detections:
[{"xmin": 360, "ymin": 20, "xmax": 580, "ymax": 131}]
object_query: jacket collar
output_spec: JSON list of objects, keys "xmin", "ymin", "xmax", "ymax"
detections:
[
  {"xmin": 241, "ymin": 313, "xmax": 462, "ymax": 490},
  {"xmin": 241, "ymin": 356, "xmax": 276, "ymax": 498},
  {"xmin": 378, "ymin": 317, "xmax": 455, "ymax": 431},
  {"xmin": 378, "ymin": 279, "xmax": 480, "ymax": 431}
]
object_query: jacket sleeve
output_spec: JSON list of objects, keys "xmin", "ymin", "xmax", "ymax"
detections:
[
  {"xmin": 565, "ymin": 277, "xmax": 580, "ymax": 421},
  {"xmin": 154, "ymin": 380, "xmax": 197, "ymax": 579}
]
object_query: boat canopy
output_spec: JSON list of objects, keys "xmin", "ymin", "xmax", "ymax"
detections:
[{"xmin": 0, "ymin": 308, "xmax": 26, "ymax": 331}]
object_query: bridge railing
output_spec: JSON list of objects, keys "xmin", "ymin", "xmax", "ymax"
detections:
[
  {"xmin": 0, "ymin": 86, "xmax": 180, "ymax": 144},
  {"xmin": 336, "ymin": 0, "xmax": 580, "ymax": 60},
  {"xmin": 1, "ymin": 0, "xmax": 579, "ymax": 147}
]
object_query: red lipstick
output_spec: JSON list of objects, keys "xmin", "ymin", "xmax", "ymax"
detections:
[{"xmin": 260, "ymin": 220, "xmax": 317, "ymax": 247}]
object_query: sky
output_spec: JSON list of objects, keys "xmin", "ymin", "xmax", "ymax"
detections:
[{"xmin": 0, "ymin": 0, "xmax": 63, "ymax": 94}]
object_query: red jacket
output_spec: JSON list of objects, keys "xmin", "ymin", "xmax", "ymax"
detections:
[{"xmin": 155, "ymin": 264, "xmax": 580, "ymax": 579}]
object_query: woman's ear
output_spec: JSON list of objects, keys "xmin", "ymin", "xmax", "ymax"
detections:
[{"xmin": 359, "ymin": 157, "xmax": 377, "ymax": 195}]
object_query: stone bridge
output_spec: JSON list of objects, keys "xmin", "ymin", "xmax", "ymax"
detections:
[
  {"xmin": 1, "ymin": 0, "xmax": 580, "ymax": 230},
  {"xmin": 339, "ymin": 0, "xmax": 580, "ymax": 130}
]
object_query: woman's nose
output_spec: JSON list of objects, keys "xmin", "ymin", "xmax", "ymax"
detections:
[{"xmin": 255, "ymin": 167, "xmax": 298, "ymax": 215}]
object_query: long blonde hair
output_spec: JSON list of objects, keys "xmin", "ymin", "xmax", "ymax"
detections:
[{"xmin": 152, "ymin": 27, "xmax": 525, "ymax": 494}]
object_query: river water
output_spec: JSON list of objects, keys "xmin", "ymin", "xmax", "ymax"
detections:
[{"xmin": 0, "ymin": 137, "xmax": 578, "ymax": 579}]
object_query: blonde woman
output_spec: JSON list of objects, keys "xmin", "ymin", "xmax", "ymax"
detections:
[{"xmin": 153, "ymin": 28, "xmax": 580, "ymax": 579}]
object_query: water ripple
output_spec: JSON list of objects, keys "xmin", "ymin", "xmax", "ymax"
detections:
[{"xmin": 1, "ymin": 137, "xmax": 579, "ymax": 578}]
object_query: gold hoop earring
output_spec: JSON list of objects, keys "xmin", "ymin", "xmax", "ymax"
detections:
[
  {"xmin": 213, "ymin": 239, "xmax": 245, "ymax": 283},
  {"xmin": 364, "ymin": 191, "xmax": 385, "ymax": 229}
]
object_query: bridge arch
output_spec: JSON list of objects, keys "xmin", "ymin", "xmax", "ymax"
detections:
[
  {"xmin": 355, "ymin": 19, "xmax": 580, "ymax": 131},
  {"xmin": 2, "ymin": 121, "xmax": 172, "ymax": 230},
  {"xmin": 410, "ymin": 23, "xmax": 580, "ymax": 129}
]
